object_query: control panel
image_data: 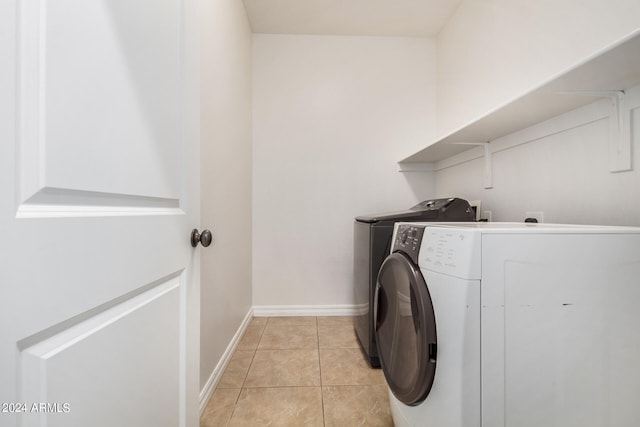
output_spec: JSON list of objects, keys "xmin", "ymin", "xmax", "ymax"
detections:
[
  {"xmin": 419, "ymin": 227, "xmax": 481, "ymax": 280},
  {"xmin": 391, "ymin": 224, "xmax": 425, "ymax": 264}
]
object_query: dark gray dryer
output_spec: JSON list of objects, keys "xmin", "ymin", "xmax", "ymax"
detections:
[{"xmin": 353, "ymin": 198, "xmax": 475, "ymax": 368}]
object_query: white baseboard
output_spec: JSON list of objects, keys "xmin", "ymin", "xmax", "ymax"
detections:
[
  {"xmin": 199, "ymin": 307, "xmax": 254, "ymax": 414},
  {"xmin": 252, "ymin": 304, "xmax": 358, "ymax": 317}
]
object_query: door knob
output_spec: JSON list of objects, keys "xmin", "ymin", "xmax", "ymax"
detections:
[{"xmin": 191, "ymin": 229, "xmax": 213, "ymax": 247}]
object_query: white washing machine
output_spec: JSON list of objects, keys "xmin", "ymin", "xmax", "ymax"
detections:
[{"xmin": 374, "ymin": 222, "xmax": 640, "ymax": 427}]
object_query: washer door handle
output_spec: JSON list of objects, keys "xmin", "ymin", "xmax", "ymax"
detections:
[{"xmin": 374, "ymin": 284, "xmax": 387, "ymax": 330}]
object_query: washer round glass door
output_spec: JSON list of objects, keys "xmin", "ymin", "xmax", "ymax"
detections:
[{"xmin": 374, "ymin": 251, "xmax": 437, "ymax": 405}]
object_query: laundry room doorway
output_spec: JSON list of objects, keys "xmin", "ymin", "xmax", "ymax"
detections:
[{"xmin": 0, "ymin": 1, "xmax": 201, "ymax": 426}]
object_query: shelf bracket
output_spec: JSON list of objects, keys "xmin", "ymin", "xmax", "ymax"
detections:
[
  {"xmin": 450, "ymin": 142, "xmax": 493, "ymax": 189},
  {"xmin": 609, "ymin": 91, "xmax": 631, "ymax": 172},
  {"xmin": 554, "ymin": 90, "xmax": 631, "ymax": 172}
]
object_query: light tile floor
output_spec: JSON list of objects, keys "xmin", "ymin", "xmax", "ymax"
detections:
[{"xmin": 200, "ymin": 316, "xmax": 393, "ymax": 426}]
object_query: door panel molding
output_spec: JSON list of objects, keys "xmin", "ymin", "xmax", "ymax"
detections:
[
  {"xmin": 16, "ymin": 187, "xmax": 182, "ymax": 218},
  {"xmin": 17, "ymin": 270, "xmax": 185, "ymax": 352},
  {"xmin": 18, "ymin": 272, "xmax": 185, "ymax": 426},
  {"xmin": 17, "ymin": 0, "xmax": 186, "ymax": 206}
]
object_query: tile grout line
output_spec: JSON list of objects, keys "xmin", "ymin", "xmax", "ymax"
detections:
[
  {"xmin": 226, "ymin": 319, "xmax": 267, "ymax": 426},
  {"xmin": 203, "ymin": 316, "xmax": 390, "ymax": 426},
  {"xmin": 240, "ymin": 319, "xmax": 267, "ymax": 388},
  {"xmin": 315, "ymin": 316, "xmax": 327, "ymax": 426}
]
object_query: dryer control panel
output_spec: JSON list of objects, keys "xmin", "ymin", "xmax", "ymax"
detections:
[
  {"xmin": 391, "ymin": 224, "xmax": 425, "ymax": 264},
  {"xmin": 419, "ymin": 227, "xmax": 481, "ymax": 280}
]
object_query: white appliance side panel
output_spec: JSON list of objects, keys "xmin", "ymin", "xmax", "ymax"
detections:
[{"xmin": 481, "ymin": 233, "xmax": 640, "ymax": 427}]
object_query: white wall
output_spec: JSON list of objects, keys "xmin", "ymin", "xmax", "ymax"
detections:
[
  {"xmin": 437, "ymin": 0, "xmax": 640, "ymax": 135},
  {"xmin": 433, "ymin": 0, "xmax": 640, "ymax": 226},
  {"xmin": 252, "ymin": 35, "xmax": 437, "ymax": 309},
  {"xmin": 435, "ymin": 85, "xmax": 640, "ymax": 226},
  {"xmin": 199, "ymin": 0, "xmax": 253, "ymax": 391}
]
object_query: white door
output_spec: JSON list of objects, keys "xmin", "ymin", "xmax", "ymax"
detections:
[{"xmin": 1, "ymin": 1, "xmax": 200, "ymax": 426}]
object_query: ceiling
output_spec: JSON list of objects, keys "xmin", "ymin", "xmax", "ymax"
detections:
[{"xmin": 242, "ymin": 0, "xmax": 463, "ymax": 37}]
